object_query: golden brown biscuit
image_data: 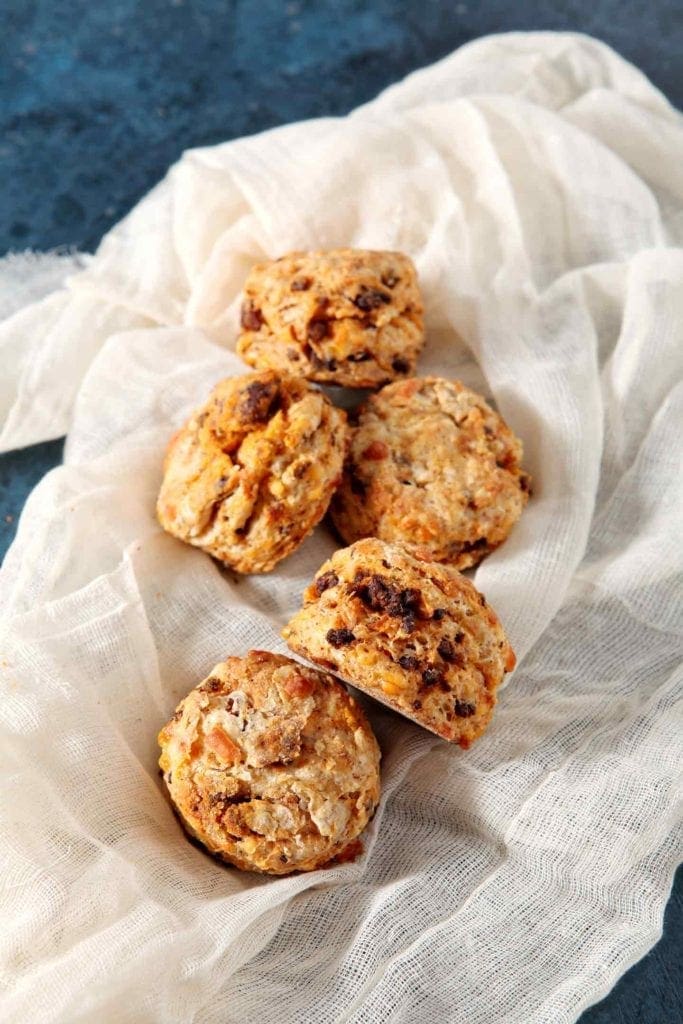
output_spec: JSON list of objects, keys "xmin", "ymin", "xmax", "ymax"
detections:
[
  {"xmin": 158, "ymin": 650, "xmax": 381, "ymax": 875},
  {"xmin": 282, "ymin": 539, "xmax": 516, "ymax": 748},
  {"xmin": 236, "ymin": 249, "xmax": 424, "ymax": 387},
  {"xmin": 330, "ymin": 377, "xmax": 530, "ymax": 569},
  {"xmin": 156, "ymin": 371, "xmax": 347, "ymax": 573}
]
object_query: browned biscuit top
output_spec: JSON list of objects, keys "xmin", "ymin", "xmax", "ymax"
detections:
[
  {"xmin": 236, "ymin": 249, "xmax": 424, "ymax": 387},
  {"xmin": 282, "ymin": 538, "xmax": 516, "ymax": 748},
  {"xmin": 158, "ymin": 650, "xmax": 381, "ymax": 874},
  {"xmin": 331, "ymin": 377, "xmax": 530, "ymax": 568},
  {"xmin": 156, "ymin": 370, "xmax": 348, "ymax": 574}
]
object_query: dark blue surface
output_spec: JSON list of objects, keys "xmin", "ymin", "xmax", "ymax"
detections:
[
  {"xmin": 1, "ymin": 4, "xmax": 680, "ymax": 1021},
  {"xmin": 2, "ymin": 0, "xmax": 682, "ymax": 255}
]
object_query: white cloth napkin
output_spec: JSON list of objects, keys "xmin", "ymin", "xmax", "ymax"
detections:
[{"xmin": 1, "ymin": 31, "xmax": 681, "ymax": 1024}]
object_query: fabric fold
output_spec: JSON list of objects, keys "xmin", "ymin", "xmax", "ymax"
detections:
[{"xmin": 1, "ymin": 31, "xmax": 681, "ymax": 1024}]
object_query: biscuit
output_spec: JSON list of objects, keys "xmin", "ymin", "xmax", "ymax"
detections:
[
  {"xmin": 158, "ymin": 650, "xmax": 381, "ymax": 875},
  {"xmin": 157, "ymin": 371, "xmax": 347, "ymax": 574},
  {"xmin": 236, "ymin": 249, "xmax": 424, "ymax": 387},
  {"xmin": 330, "ymin": 377, "xmax": 530, "ymax": 569},
  {"xmin": 282, "ymin": 539, "xmax": 516, "ymax": 748}
]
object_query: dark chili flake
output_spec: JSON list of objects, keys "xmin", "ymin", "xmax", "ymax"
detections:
[
  {"xmin": 239, "ymin": 379, "xmax": 280, "ymax": 421},
  {"xmin": 326, "ymin": 628, "xmax": 356, "ymax": 647},
  {"xmin": 201, "ymin": 677, "xmax": 223, "ymax": 693},
  {"xmin": 381, "ymin": 271, "xmax": 400, "ymax": 288},
  {"xmin": 314, "ymin": 571, "xmax": 339, "ymax": 595},
  {"xmin": 437, "ymin": 638, "xmax": 457, "ymax": 662},
  {"xmin": 391, "ymin": 357, "xmax": 410, "ymax": 374},
  {"xmin": 432, "ymin": 608, "xmax": 447, "ymax": 621},
  {"xmin": 411, "ymin": 699, "xmax": 422, "ymax": 711},
  {"xmin": 397, "ymin": 587, "xmax": 422, "ymax": 617},
  {"xmin": 353, "ymin": 287, "xmax": 391, "ymax": 311},
  {"xmin": 307, "ymin": 318, "xmax": 330, "ymax": 343},
  {"xmin": 398, "ymin": 654, "xmax": 420, "ymax": 671},
  {"xmin": 421, "ymin": 667, "xmax": 444, "ymax": 688},
  {"xmin": 454, "ymin": 699, "xmax": 476, "ymax": 718},
  {"xmin": 209, "ymin": 791, "xmax": 250, "ymax": 808},
  {"xmin": 240, "ymin": 302, "xmax": 264, "ymax": 331},
  {"xmin": 291, "ymin": 276, "xmax": 312, "ymax": 291},
  {"xmin": 454, "ymin": 631, "xmax": 465, "ymax": 643},
  {"xmin": 350, "ymin": 574, "xmax": 421, "ymax": 620},
  {"xmin": 402, "ymin": 615, "xmax": 416, "ymax": 634}
]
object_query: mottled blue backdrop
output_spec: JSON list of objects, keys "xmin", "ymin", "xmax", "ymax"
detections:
[{"xmin": 0, "ymin": 3, "xmax": 680, "ymax": 1021}]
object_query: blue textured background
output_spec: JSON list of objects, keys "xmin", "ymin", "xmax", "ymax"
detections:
[{"xmin": 1, "ymin": 3, "xmax": 680, "ymax": 1021}]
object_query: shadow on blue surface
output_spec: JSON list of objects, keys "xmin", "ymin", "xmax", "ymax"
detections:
[{"xmin": 0, "ymin": 438, "xmax": 64, "ymax": 561}]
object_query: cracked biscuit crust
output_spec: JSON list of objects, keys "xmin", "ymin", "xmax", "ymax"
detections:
[
  {"xmin": 282, "ymin": 539, "xmax": 516, "ymax": 748},
  {"xmin": 330, "ymin": 377, "xmax": 531, "ymax": 569},
  {"xmin": 236, "ymin": 249, "xmax": 424, "ymax": 387},
  {"xmin": 156, "ymin": 371, "xmax": 348, "ymax": 573},
  {"xmin": 158, "ymin": 650, "xmax": 381, "ymax": 875}
]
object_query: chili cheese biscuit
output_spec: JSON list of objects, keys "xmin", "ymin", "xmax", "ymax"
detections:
[
  {"xmin": 330, "ymin": 377, "xmax": 530, "ymax": 569},
  {"xmin": 158, "ymin": 650, "xmax": 381, "ymax": 875},
  {"xmin": 157, "ymin": 370, "xmax": 348, "ymax": 573},
  {"xmin": 282, "ymin": 539, "xmax": 516, "ymax": 748},
  {"xmin": 236, "ymin": 249, "xmax": 424, "ymax": 387}
]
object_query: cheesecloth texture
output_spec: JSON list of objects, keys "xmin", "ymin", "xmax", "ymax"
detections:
[{"xmin": 1, "ymin": 32, "xmax": 681, "ymax": 1024}]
